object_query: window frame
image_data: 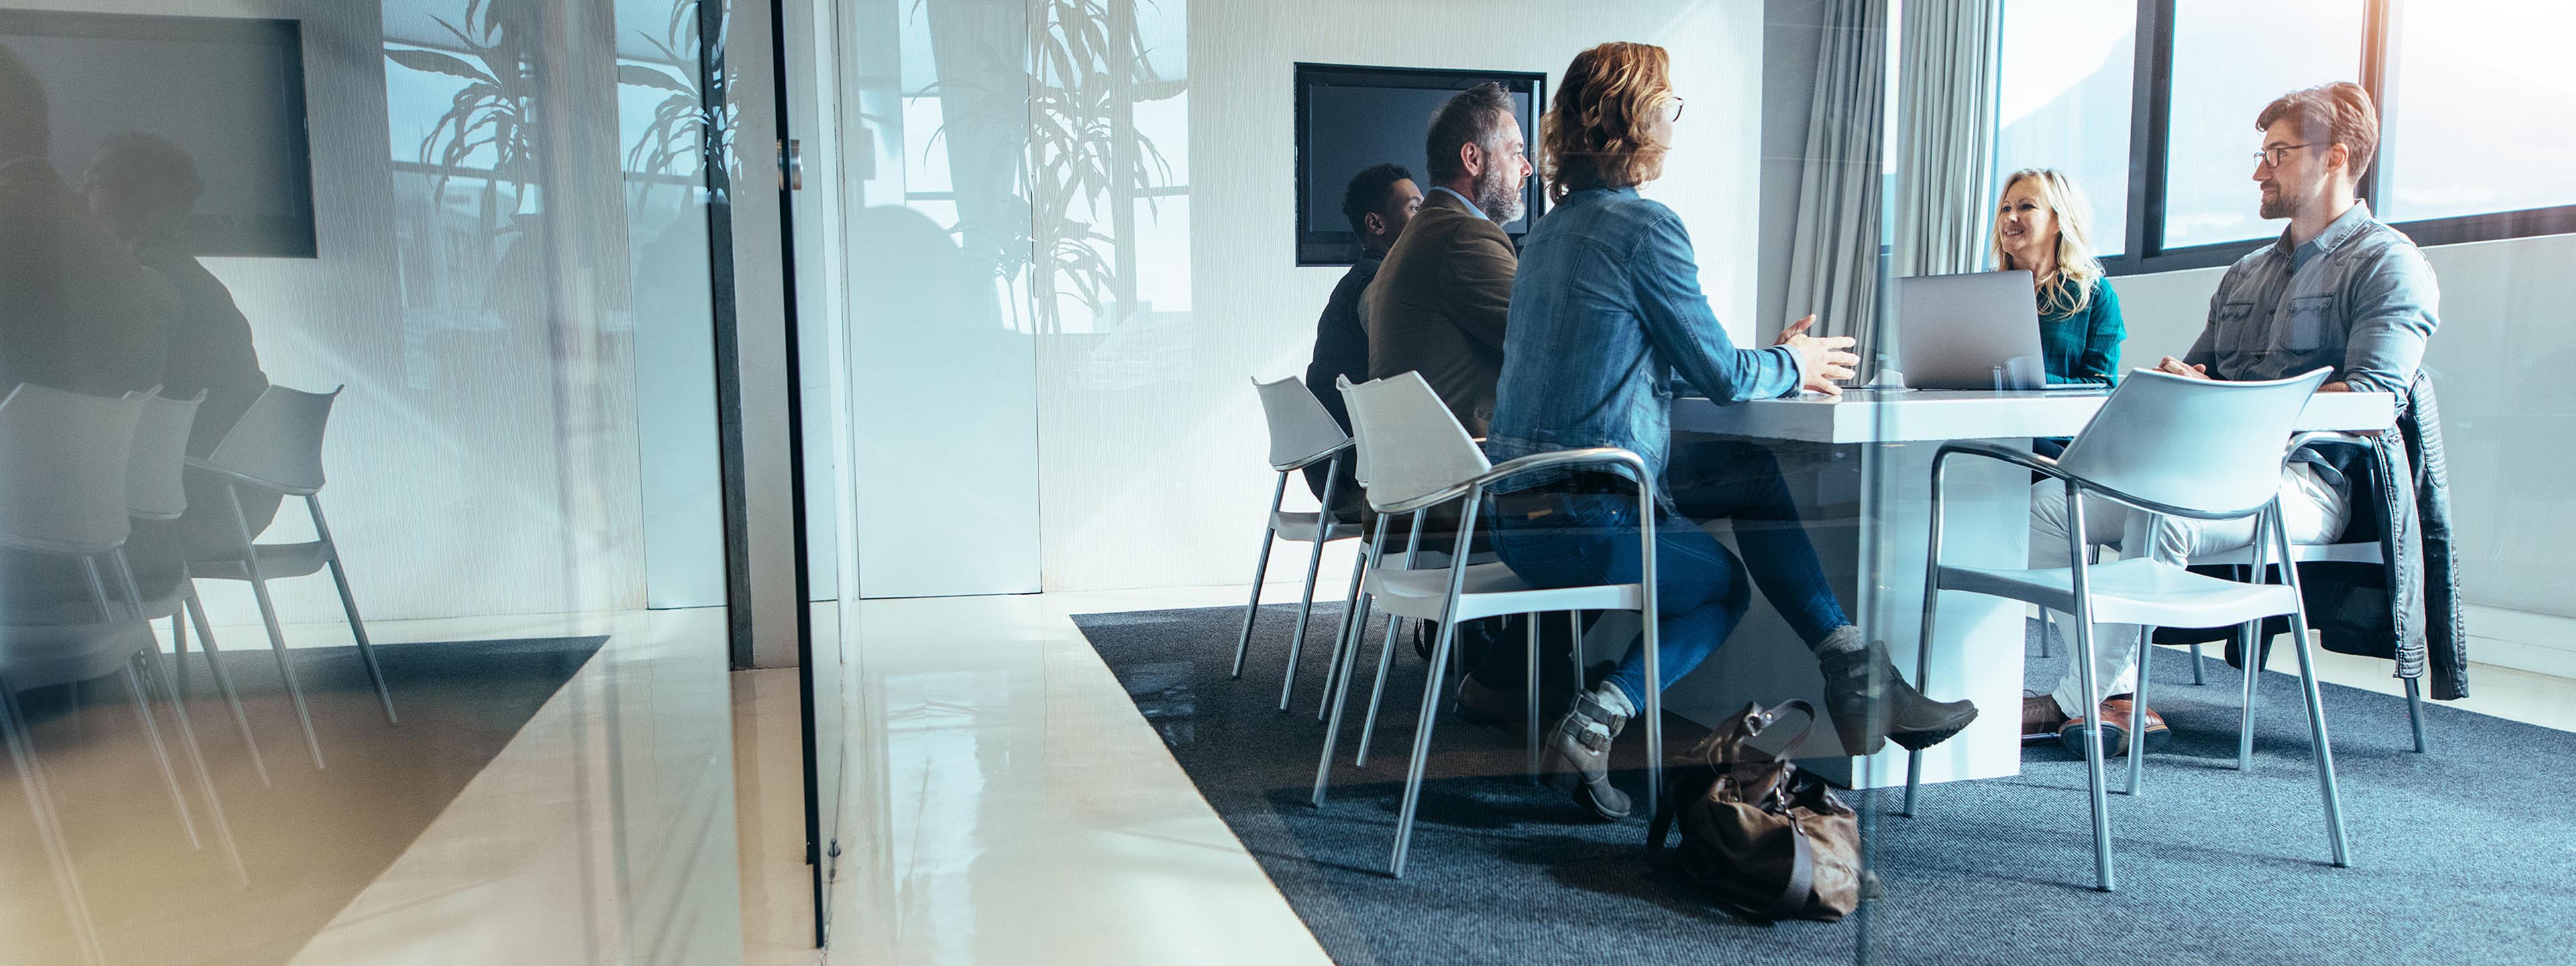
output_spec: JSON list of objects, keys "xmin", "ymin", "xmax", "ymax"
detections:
[{"xmin": 2104, "ymin": 0, "xmax": 2576, "ymax": 277}]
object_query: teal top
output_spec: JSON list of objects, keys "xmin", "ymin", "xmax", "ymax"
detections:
[{"xmin": 2038, "ymin": 276, "xmax": 2123, "ymax": 384}]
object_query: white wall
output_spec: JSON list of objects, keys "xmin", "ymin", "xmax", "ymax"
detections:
[
  {"xmin": 1021, "ymin": 0, "xmax": 1769, "ymax": 592},
  {"xmin": 2108, "ymin": 231, "xmax": 2576, "ymax": 635}
]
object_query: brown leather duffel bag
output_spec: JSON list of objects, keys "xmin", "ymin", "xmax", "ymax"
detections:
[{"xmin": 1648, "ymin": 700, "xmax": 1864, "ymax": 922}]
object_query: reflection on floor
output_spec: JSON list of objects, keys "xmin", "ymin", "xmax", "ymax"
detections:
[
  {"xmin": 287, "ymin": 608, "xmax": 741, "ymax": 966},
  {"xmin": 1, "ymin": 637, "xmax": 600, "ymax": 965},
  {"xmin": 783, "ymin": 584, "xmax": 2575, "ymax": 964}
]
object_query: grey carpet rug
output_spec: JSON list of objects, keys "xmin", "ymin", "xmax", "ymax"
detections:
[{"xmin": 1073, "ymin": 604, "xmax": 2576, "ymax": 966}]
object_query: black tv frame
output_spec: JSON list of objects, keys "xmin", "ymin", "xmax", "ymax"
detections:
[
  {"xmin": 0, "ymin": 9, "xmax": 317, "ymax": 258},
  {"xmin": 1293, "ymin": 62, "xmax": 1546, "ymax": 267}
]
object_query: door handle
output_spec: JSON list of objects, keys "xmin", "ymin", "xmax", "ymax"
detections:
[{"xmin": 779, "ymin": 138, "xmax": 804, "ymax": 191}]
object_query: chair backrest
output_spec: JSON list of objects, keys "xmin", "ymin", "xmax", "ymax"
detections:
[
  {"xmin": 1335, "ymin": 374, "xmax": 1372, "ymax": 487},
  {"xmin": 2055, "ymin": 366, "xmax": 2331, "ymax": 517},
  {"xmin": 203, "ymin": 384, "xmax": 341, "ymax": 494},
  {"xmin": 0, "ymin": 383, "xmax": 149, "ymax": 553},
  {"xmin": 126, "ymin": 391, "xmax": 206, "ymax": 521},
  {"xmin": 1340, "ymin": 372, "xmax": 1491, "ymax": 513},
  {"xmin": 1250, "ymin": 376, "xmax": 1350, "ymax": 472}
]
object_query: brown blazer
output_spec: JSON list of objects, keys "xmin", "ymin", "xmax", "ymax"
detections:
[{"xmin": 1362, "ymin": 189, "xmax": 1514, "ymax": 437}]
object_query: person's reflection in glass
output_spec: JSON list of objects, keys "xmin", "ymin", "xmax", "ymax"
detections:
[
  {"xmin": 0, "ymin": 45, "xmax": 174, "ymax": 625},
  {"xmin": 81, "ymin": 132, "xmax": 278, "ymax": 562}
]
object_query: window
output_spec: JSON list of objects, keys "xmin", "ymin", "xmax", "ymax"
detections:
[
  {"xmin": 2377, "ymin": 0, "xmax": 2576, "ymax": 223},
  {"xmin": 2161, "ymin": 0, "xmax": 2364, "ymax": 248},
  {"xmin": 1993, "ymin": 0, "xmax": 2137, "ymax": 256},
  {"xmin": 2012, "ymin": 0, "xmax": 2576, "ymax": 276}
]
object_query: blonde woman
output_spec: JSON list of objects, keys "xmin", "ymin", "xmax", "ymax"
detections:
[{"xmin": 1993, "ymin": 168, "xmax": 2124, "ymax": 386}]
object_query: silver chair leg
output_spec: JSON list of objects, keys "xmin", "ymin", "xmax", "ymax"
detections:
[
  {"xmin": 1357, "ymin": 513, "xmax": 1429, "ymax": 769},
  {"xmin": 186, "ymin": 596, "xmax": 270, "ymax": 788},
  {"xmin": 2190, "ymin": 641, "xmax": 2206, "ymax": 685},
  {"xmin": 1313, "ymin": 518, "xmax": 1393, "ymax": 804},
  {"xmin": 1, "ymin": 682, "xmax": 109, "ymax": 966},
  {"xmin": 223, "ymin": 484, "xmax": 325, "ymax": 769},
  {"xmin": 171, "ymin": 612, "xmax": 189, "ymax": 699},
  {"xmin": 2237, "ymin": 622, "xmax": 2261, "ymax": 772},
  {"xmin": 309, "ymin": 497, "xmax": 396, "ymax": 724},
  {"xmin": 1230, "ymin": 474, "xmax": 1288, "ymax": 679},
  {"xmin": 1279, "ymin": 467, "xmax": 1343, "ymax": 712},
  {"xmin": 1902, "ymin": 592, "xmax": 1941, "ymax": 818},
  {"xmin": 121, "ymin": 662, "xmax": 201, "ymax": 849},
  {"xmin": 1525, "ymin": 613, "xmax": 1542, "ymax": 782},
  {"xmin": 1389, "ymin": 604, "xmax": 1463, "ymax": 878},
  {"xmin": 1318, "ymin": 531, "xmax": 1373, "ymax": 720},
  {"xmin": 1311, "ymin": 594, "xmax": 1375, "ymax": 807},
  {"xmin": 2272, "ymin": 506, "xmax": 2351, "ymax": 867},
  {"xmin": 134, "ymin": 653, "xmax": 247, "ymax": 884},
  {"xmin": 2037, "ymin": 608, "xmax": 2053, "ymax": 659},
  {"xmin": 2404, "ymin": 676, "xmax": 2428, "ymax": 754},
  {"xmin": 2071, "ymin": 612, "xmax": 2114, "ymax": 891},
  {"xmin": 1354, "ymin": 613, "xmax": 1402, "ymax": 769},
  {"xmin": 1566, "ymin": 611, "xmax": 1583, "ymax": 690},
  {"xmin": 2125, "ymin": 627, "xmax": 2151, "ymax": 796}
]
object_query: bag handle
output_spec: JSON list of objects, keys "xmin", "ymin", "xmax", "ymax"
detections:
[{"xmin": 1707, "ymin": 700, "xmax": 1821, "ymax": 768}]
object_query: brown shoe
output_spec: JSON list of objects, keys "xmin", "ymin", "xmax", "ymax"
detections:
[
  {"xmin": 1454, "ymin": 672, "xmax": 1527, "ymax": 729},
  {"xmin": 2021, "ymin": 692, "xmax": 2068, "ymax": 739},
  {"xmin": 2055, "ymin": 695, "xmax": 2169, "ymax": 758}
]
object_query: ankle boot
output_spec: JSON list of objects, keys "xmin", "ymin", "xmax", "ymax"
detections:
[
  {"xmin": 1544, "ymin": 690, "xmax": 1631, "ymax": 820},
  {"xmin": 1815, "ymin": 636, "xmax": 1980, "ymax": 755}
]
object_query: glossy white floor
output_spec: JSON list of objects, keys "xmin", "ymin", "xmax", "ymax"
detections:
[
  {"xmin": 254, "ymin": 586, "xmax": 2571, "ymax": 965},
  {"xmin": 741, "ymin": 584, "xmax": 2576, "ymax": 965}
]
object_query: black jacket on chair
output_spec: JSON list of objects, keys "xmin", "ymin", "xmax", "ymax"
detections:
[{"xmin": 2156, "ymin": 371, "xmax": 2467, "ymax": 700}]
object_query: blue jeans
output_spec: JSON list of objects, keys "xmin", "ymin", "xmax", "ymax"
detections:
[{"xmin": 1487, "ymin": 443, "xmax": 1851, "ymax": 708}]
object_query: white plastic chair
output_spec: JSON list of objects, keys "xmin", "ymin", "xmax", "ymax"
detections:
[
  {"xmin": 1900, "ymin": 367, "xmax": 2350, "ymax": 892},
  {"xmin": 2189, "ymin": 431, "xmax": 2429, "ymax": 761},
  {"xmin": 0, "ymin": 385, "xmax": 247, "ymax": 909},
  {"xmin": 1310, "ymin": 372, "xmax": 1658, "ymax": 879},
  {"xmin": 1232, "ymin": 377, "xmax": 1362, "ymax": 712},
  {"xmin": 185, "ymin": 384, "xmax": 396, "ymax": 771}
]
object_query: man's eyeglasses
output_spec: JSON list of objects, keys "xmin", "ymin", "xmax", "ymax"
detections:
[
  {"xmin": 2253, "ymin": 143, "xmax": 2316, "ymax": 168},
  {"xmin": 1665, "ymin": 96, "xmax": 1685, "ymax": 123}
]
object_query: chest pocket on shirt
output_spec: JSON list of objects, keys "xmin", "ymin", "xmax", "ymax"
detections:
[
  {"xmin": 2214, "ymin": 301, "xmax": 2259, "ymax": 354},
  {"xmin": 2284, "ymin": 292, "xmax": 2337, "ymax": 351}
]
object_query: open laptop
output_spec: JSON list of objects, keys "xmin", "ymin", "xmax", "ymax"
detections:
[{"xmin": 1892, "ymin": 270, "xmax": 2110, "ymax": 391}]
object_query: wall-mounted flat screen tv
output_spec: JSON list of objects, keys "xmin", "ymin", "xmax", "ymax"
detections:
[
  {"xmin": 1295, "ymin": 62, "xmax": 1545, "ymax": 266},
  {"xmin": 0, "ymin": 11, "xmax": 315, "ymax": 258}
]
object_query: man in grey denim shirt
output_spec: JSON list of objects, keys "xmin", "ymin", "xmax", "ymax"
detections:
[{"xmin": 2021, "ymin": 83, "xmax": 2440, "ymax": 754}]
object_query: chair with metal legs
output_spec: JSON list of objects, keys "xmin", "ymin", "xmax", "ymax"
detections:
[
  {"xmin": 2188, "ymin": 430, "xmax": 2430, "ymax": 756},
  {"xmin": 183, "ymin": 385, "xmax": 396, "ymax": 771},
  {"xmin": 0, "ymin": 385, "xmax": 245, "ymax": 879},
  {"xmin": 1900, "ymin": 367, "xmax": 2353, "ymax": 892},
  {"xmin": 1234, "ymin": 378, "xmax": 1362, "ymax": 712},
  {"xmin": 1309, "ymin": 373, "xmax": 1660, "ymax": 878}
]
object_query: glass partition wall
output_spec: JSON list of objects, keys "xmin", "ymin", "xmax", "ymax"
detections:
[{"xmin": 0, "ymin": 1, "xmax": 746, "ymax": 962}]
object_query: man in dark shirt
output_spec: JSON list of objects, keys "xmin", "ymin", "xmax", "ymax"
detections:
[
  {"xmin": 1303, "ymin": 162, "xmax": 1420, "ymax": 519},
  {"xmin": 81, "ymin": 131, "xmax": 278, "ymax": 560}
]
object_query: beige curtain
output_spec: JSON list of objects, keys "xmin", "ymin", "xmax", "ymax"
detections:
[
  {"xmin": 1784, "ymin": 0, "xmax": 1891, "ymax": 377},
  {"xmin": 1893, "ymin": 0, "xmax": 2004, "ymax": 278}
]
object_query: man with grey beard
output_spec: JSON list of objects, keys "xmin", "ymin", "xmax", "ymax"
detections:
[
  {"xmin": 1358, "ymin": 82, "xmax": 1544, "ymax": 727},
  {"xmin": 1362, "ymin": 81, "xmax": 1530, "ymax": 437}
]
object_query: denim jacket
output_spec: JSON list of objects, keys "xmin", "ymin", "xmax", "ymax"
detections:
[
  {"xmin": 1484, "ymin": 186, "xmax": 1801, "ymax": 494},
  {"xmin": 2183, "ymin": 202, "xmax": 2438, "ymax": 398}
]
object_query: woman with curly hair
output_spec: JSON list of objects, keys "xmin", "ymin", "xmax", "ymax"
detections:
[{"xmin": 1483, "ymin": 42, "xmax": 1976, "ymax": 820}]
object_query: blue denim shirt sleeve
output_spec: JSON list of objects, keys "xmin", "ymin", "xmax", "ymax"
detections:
[
  {"xmin": 2337, "ymin": 244, "xmax": 2440, "ymax": 396},
  {"xmin": 1628, "ymin": 212, "xmax": 1801, "ymax": 402}
]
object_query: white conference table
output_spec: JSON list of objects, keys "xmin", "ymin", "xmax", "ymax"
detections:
[{"xmin": 1593, "ymin": 387, "xmax": 2396, "ymax": 790}]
